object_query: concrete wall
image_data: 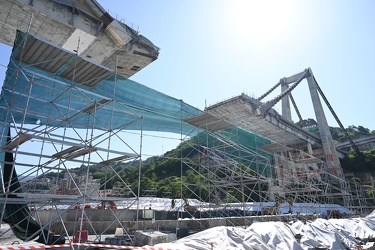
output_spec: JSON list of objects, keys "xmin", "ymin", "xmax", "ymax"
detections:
[
  {"xmin": 33, "ymin": 208, "xmax": 320, "ymax": 237},
  {"xmin": 33, "ymin": 208, "xmax": 137, "ymax": 224}
]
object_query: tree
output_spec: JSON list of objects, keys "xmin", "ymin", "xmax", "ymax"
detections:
[
  {"xmin": 357, "ymin": 126, "xmax": 370, "ymax": 136},
  {"xmin": 341, "ymin": 149, "xmax": 375, "ymax": 173}
]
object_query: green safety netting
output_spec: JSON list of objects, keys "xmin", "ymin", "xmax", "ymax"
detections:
[
  {"xmin": 0, "ymin": 31, "xmax": 201, "ymax": 135},
  {"xmin": 193, "ymin": 127, "xmax": 273, "ymax": 176},
  {"xmin": 0, "ymin": 30, "xmax": 276, "ymax": 181}
]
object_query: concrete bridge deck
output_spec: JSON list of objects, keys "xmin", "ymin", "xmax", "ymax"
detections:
[{"xmin": 189, "ymin": 93, "xmax": 322, "ymax": 153}]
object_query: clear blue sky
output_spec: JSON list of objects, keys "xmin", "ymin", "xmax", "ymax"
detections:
[
  {"xmin": 98, "ymin": 0, "xmax": 375, "ymax": 132},
  {"xmin": 0, "ymin": 0, "xmax": 374, "ymax": 139}
]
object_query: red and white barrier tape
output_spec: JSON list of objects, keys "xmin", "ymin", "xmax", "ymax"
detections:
[
  {"xmin": 0, "ymin": 243, "xmax": 180, "ymax": 250},
  {"xmin": 0, "ymin": 245, "xmax": 47, "ymax": 250}
]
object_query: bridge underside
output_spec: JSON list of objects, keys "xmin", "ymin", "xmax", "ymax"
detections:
[
  {"xmin": 1, "ymin": 0, "xmax": 159, "ymax": 78},
  {"xmin": 204, "ymin": 94, "xmax": 322, "ymax": 153}
]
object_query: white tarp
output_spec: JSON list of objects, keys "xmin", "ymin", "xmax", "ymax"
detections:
[
  {"xmin": 246, "ymin": 221, "xmax": 303, "ymax": 250},
  {"xmin": 153, "ymin": 217, "xmax": 375, "ymax": 250},
  {"xmin": 329, "ymin": 218, "xmax": 375, "ymax": 240},
  {"xmin": 299, "ymin": 219, "xmax": 349, "ymax": 249},
  {"xmin": 156, "ymin": 222, "xmax": 303, "ymax": 250},
  {"xmin": 366, "ymin": 209, "xmax": 375, "ymax": 220},
  {"xmin": 155, "ymin": 226, "xmax": 270, "ymax": 250}
]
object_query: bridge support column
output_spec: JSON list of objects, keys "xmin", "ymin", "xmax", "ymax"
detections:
[
  {"xmin": 306, "ymin": 68, "xmax": 343, "ymax": 178},
  {"xmin": 281, "ymin": 78, "xmax": 292, "ymax": 122}
]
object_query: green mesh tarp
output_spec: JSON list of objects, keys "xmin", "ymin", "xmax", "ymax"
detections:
[
  {"xmin": 0, "ymin": 31, "xmax": 275, "ymax": 175},
  {"xmin": 0, "ymin": 31, "xmax": 275, "ymax": 176},
  {"xmin": 0, "ymin": 31, "xmax": 201, "ymax": 135},
  {"xmin": 193, "ymin": 127, "xmax": 274, "ymax": 176}
]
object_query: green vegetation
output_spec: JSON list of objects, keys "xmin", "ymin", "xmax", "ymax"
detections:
[
  {"xmin": 330, "ymin": 125, "xmax": 375, "ymax": 143},
  {"xmin": 340, "ymin": 149, "xmax": 375, "ymax": 173},
  {"xmin": 329, "ymin": 124, "xmax": 375, "ymax": 173}
]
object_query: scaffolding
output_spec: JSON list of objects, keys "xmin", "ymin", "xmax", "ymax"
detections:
[
  {"xmin": 0, "ymin": 30, "xmax": 372, "ymax": 246},
  {"xmin": 0, "ymin": 30, "xmax": 200, "ymax": 244}
]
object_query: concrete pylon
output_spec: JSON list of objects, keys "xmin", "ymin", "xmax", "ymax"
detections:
[
  {"xmin": 281, "ymin": 78, "xmax": 292, "ymax": 122},
  {"xmin": 306, "ymin": 68, "xmax": 343, "ymax": 178}
]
